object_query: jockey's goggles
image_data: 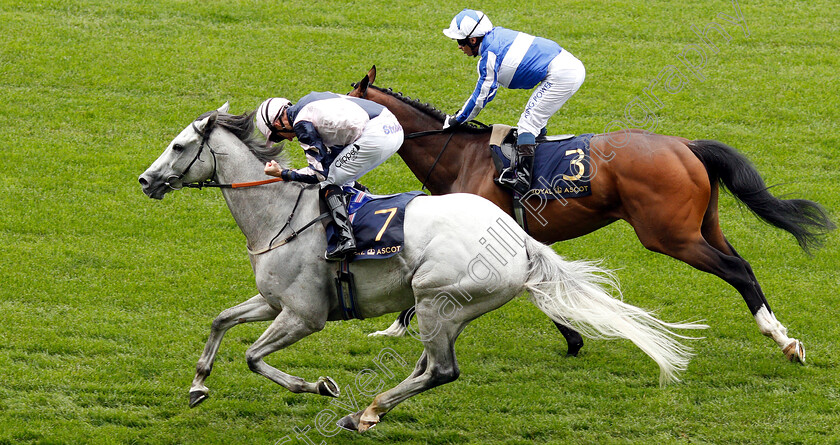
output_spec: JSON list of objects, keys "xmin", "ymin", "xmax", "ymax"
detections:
[{"xmin": 268, "ymin": 105, "xmax": 292, "ymax": 142}]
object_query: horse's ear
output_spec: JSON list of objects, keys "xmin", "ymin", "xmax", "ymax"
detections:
[
  {"xmin": 207, "ymin": 111, "xmax": 219, "ymax": 127},
  {"xmin": 217, "ymin": 102, "xmax": 230, "ymax": 113},
  {"xmin": 195, "ymin": 111, "xmax": 218, "ymax": 135},
  {"xmin": 352, "ymin": 65, "xmax": 376, "ymax": 98},
  {"xmin": 358, "ymin": 74, "xmax": 370, "ymax": 96}
]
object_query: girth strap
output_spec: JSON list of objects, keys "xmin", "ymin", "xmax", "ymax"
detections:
[
  {"xmin": 511, "ymin": 194, "xmax": 530, "ymax": 234},
  {"xmin": 335, "ymin": 259, "xmax": 362, "ymax": 320}
]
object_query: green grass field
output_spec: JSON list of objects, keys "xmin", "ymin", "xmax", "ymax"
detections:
[{"xmin": 2, "ymin": 0, "xmax": 839, "ymax": 443}]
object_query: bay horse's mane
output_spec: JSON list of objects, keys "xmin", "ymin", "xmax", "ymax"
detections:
[
  {"xmin": 361, "ymin": 84, "xmax": 492, "ymax": 134},
  {"xmin": 196, "ymin": 110, "xmax": 288, "ymax": 165}
]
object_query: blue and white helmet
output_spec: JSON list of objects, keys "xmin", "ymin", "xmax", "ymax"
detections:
[{"xmin": 443, "ymin": 9, "xmax": 493, "ymax": 40}]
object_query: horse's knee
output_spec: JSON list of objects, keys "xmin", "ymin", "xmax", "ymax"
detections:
[
  {"xmin": 245, "ymin": 350, "xmax": 262, "ymax": 373},
  {"xmin": 428, "ymin": 363, "xmax": 460, "ymax": 387},
  {"xmin": 211, "ymin": 314, "xmax": 231, "ymax": 332},
  {"xmin": 211, "ymin": 308, "xmax": 242, "ymax": 331}
]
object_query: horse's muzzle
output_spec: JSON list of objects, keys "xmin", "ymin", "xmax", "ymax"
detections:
[{"xmin": 138, "ymin": 173, "xmax": 169, "ymax": 200}]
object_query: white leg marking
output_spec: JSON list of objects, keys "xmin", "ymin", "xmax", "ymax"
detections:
[{"xmin": 368, "ymin": 318, "xmax": 407, "ymax": 337}]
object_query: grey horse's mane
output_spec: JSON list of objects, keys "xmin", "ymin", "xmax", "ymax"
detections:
[
  {"xmin": 196, "ymin": 110, "xmax": 289, "ymax": 166},
  {"xmin": 362, "ymin": 84, "xmax": 491, "ymax": 134}
]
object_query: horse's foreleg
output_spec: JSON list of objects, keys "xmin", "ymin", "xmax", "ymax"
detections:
[
  {"xmin": 245, "ymin": 309, "xmax": 339, "ymax": 397},
  {"xmin": 553, "ymin": 321, "xmax": 584, "ymax": 356},
  {"xmin": 190, "ymin": 293, "xmax": 279, "ymax": 407},
  {"xmin": 367, "ymin": 308, "xmax": 413, "ymax": 337}
]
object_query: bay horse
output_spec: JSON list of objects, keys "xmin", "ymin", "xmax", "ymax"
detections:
[
  {"xmin": 138, "ymin": 104, "xmax": 705, "ymax": 432},
  {"xmin": 348, "ymin": 66, "xmax": 835, "ymax": 363}
]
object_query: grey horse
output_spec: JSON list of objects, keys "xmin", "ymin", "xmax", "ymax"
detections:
[{"xmin": 139, "ymin": 104, "xmax": 705, "ymax": 432}]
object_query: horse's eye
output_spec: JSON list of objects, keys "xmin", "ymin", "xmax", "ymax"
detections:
[{"xmin": 173, "ymin": 144, "xmax": 184, "ymax": 152}]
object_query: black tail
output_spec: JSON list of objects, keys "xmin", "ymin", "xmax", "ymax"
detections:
[{"xmin": 688, "ymin": 139, "xmax": 835, "ymax": 253}]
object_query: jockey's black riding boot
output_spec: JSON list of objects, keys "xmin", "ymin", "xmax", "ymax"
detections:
[
  {"xmin": 321, "ymin": 184, "xmax": 357, "ymax": 261},
  {"xmin": 512, "ymin": 143, "xmax": 535, "ymax": 196}
]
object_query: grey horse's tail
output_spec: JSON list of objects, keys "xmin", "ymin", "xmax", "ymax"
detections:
[{"xmin": 523, "ymin": 238, "xmax": 707, "ymax": 386}]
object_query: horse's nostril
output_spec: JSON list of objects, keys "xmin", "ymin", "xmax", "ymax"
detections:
[{"xmin": 139, "ymin": 177, "xmax": 148, "ymax": 187}]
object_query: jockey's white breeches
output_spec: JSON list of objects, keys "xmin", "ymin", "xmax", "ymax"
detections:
[
  {"xmin": 517, "ymin": 50, "xmax": 586, "ymax": 137},
  {"xmin": 325, "ymin": 109, "xmax": 403, "ymax": 187}
]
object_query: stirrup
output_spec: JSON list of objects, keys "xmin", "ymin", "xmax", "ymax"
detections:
[
  {"xmin": 495, "ymin": 166, "xmax": 517, "ymax": 188},
  {"xmin": 511, "ymin": 174, "xmax": 531, "ymax": 196}
]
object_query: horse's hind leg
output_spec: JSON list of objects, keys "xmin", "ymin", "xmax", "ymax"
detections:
[
  {"xmin": 190, "ymin": 293, "xmax": 279, "ymax": 407},
  {"xmin": 554, "ymin": 321, "xmax": 584, "ymax": 356},
  {"xmin": 338, "ymin": 299, "xmax": 468, "ymax": 432},
  {"xmin": 700, "ymin": 212, "xmax": 805, "ymax": 362},
  {"xmin": 244, "ymin": 309, "xmax": 340, "ymax": 397},
  {"xmin": 646, "ymin": 224, "xmax": 804, "ymax": 363}
]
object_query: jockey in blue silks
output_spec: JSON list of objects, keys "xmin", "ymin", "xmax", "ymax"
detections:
[
  {"xmin": 443, "ymin": 9, "xmax": 586, "ymax": 195},
  {"xmin": 256, "ymin": 93, "xmax": 404, "ymax": 261}
]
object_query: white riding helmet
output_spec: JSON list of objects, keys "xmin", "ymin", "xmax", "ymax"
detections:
[
  {"xmin": 255, "ymin": 97, "xmax": 292, "ymax": 141},
  {"xmin": 443, "ymin": 9, "xmax": 493, "ymax": 40}
]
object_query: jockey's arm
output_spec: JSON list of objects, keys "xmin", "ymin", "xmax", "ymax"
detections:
[
  {"xmin": 455, "ymin": 53, "xmax": 499, "ymax": 123},
  {"xmin": 294, "ymin": 121, "xmax": 328, "ymax": 154},
  {"xmin": 263, "ymin": 160, "xmax": 322, "ymax": 184}
]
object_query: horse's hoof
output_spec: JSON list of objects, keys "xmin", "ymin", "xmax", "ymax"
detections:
[
  {"xmin": 316, "ymin": 376, "xmax": 340, "ymax": 398},
  {"xmin": 336, "ymin": 413, "xmax": 360, "ymax": 432},
  {"xmin": 189, "ymin": 390, "xmax": 208, "ymax": 408},
  {"xmin": 783, "ymin": 340, "xmax": 805, "ymax": 364},
  {"xmin": 566, "ymin": 342, "xmax": 583, "ymax": 357}
]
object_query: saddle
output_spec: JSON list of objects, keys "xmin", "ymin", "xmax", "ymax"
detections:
[
  {"xmin": 489, "ymin": 124, "xmax": 575, "ymax": 172},
  {"xmin": 487, "ymin": 125, "xmax": 595, "ymax": 232},
  {"xmin": 488, "ymin": 125, "xmax": 594, "ymax": 200}
]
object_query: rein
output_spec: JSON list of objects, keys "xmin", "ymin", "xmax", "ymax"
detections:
[
  {"xmin": 171, "ymin": 119, "xmax": 330, "ymax": 255},
  {"xmin": 247, "ymin": 184, "xmax": 331, "ymax": 256},
  {"xmin": 182, "ymin": 177, "xmax": 284, "ymax": 189},
  {"xmin": 405, "ymin": 121, "xmax": 489, "ymax": 191},
  {"xmin": 406, "ymin": 129, "xmax": 456, "ymax": 191}
]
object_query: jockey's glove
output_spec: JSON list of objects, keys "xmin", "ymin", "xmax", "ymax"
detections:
[{"xmin": 443, "ymin": 115, "xmax": 460, "ymax": 130}]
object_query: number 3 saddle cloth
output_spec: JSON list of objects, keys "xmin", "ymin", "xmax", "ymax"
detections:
[{"xmin": 489, "ymin": 125, "xmax": 595, "ymax": 199}]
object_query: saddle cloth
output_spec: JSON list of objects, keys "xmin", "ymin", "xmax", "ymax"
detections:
[
  {"xmin": 326, "ymin": 187, "xmax": 426, "ymax": 261},
  {"xmin": 489, "ymin": 125, "xmax": 595, "ymax": 200}
]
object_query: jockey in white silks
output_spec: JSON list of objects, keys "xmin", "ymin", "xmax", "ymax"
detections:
[
  {"xmin": 443, "ymin": 9, "xmax": 586, "ymax": 195},
  {"xmin": 256, "ymin": 93, "xmax": 404, "ymax": 261}
]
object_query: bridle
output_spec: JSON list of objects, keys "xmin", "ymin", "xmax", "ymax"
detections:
[
  {"xmin": 164, "ymin": 121, "xmax": 215, "ymax": 190},
  {"xmin": 163, "ymin": 118, "xmax": 329, "ymax": 255},
  {"xmin": 165, "ymin": 120, "xmax": 283, "ymax": 190}
]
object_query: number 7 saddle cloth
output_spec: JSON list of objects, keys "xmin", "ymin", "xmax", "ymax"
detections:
[
  {"xmin": 326, "ymin": 188, "xmax": 426, "ymax": 261},
  {"xmin": 489, "ymin": 125, "xmax": 595, "ymax": 199}
]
